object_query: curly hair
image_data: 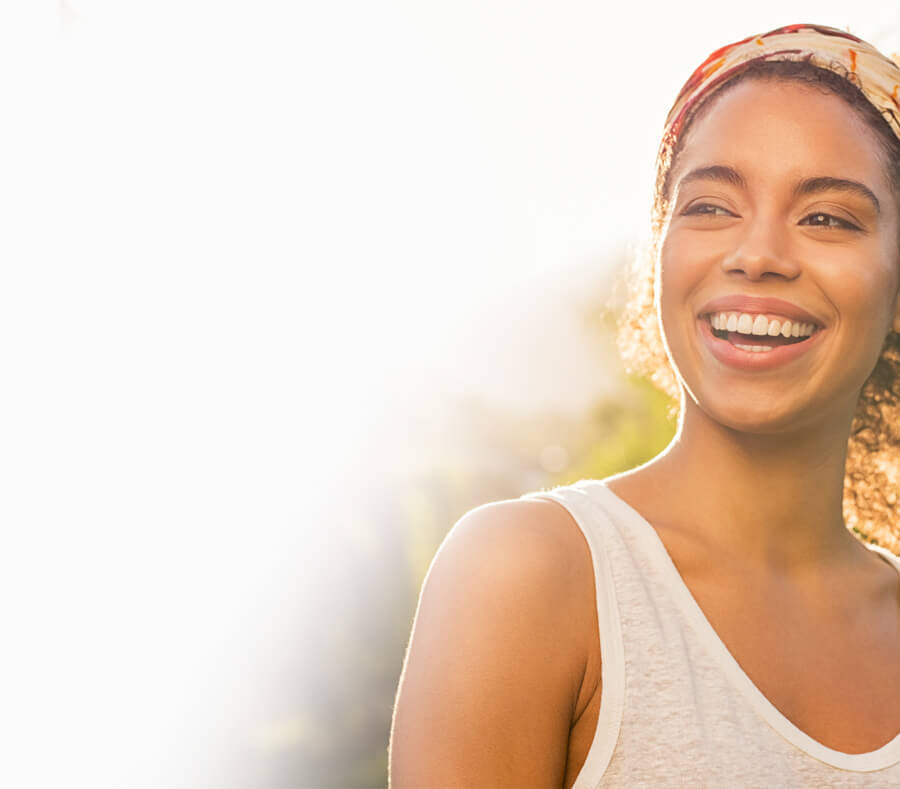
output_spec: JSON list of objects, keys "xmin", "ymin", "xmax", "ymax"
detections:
[{"xmin": 618, "ymin": 59, "xmax": 900, "ymax": 551}]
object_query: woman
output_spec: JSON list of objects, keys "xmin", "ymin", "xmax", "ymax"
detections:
[{"xmin": 390, "ymin": 24, "xmax": 900, "ymax": 787}]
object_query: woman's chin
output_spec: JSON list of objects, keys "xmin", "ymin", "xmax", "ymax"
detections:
[{"xmin": 683, "ymin": 387, "xmax": 821, "ymax": 436}]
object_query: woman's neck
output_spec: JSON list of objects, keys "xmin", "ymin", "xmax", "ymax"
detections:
[{"xmin": 621, "ymin": 397, "xmax": 862, "ymax": 568}]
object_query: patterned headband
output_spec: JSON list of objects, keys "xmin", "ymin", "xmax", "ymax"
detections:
[{"xmin": 664, "ymin": 23, "xmax": 900, "ymax": 143}]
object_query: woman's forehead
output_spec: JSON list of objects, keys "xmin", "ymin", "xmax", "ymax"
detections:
[{"xmin": 672, "ymin": 79, "xmax": 892, "ymax": 195}]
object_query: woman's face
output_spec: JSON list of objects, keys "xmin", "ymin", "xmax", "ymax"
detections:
[{"xmin": 658, "ymin": 78, "xmax": 900, "ymax": 435}]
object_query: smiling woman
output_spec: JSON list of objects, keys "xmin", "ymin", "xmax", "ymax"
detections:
[{"xmin": 390, "ymin": 24, "xmax": 900, "ymax": 788}]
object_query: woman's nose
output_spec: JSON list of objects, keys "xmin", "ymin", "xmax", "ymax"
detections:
[{"xmin": 720, "ymin": 217, "xmax": 801, "ymax": 281}]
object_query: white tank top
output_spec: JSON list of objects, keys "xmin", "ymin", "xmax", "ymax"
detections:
[{"xmin": 521, "ymin": 479, "xmax": 900, "ymax": 787}]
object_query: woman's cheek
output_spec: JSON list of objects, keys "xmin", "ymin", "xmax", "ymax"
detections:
[
  {"xmin": 830, "ymin": 250, "xmax": 897, "ymax": 343},
  {"xmin": 657, "ymin": 234, "xmax": 708, "ymax": 321},
  {"xmin": 656, "ymin": 248, "xmax": 701, "ymax": 385}
]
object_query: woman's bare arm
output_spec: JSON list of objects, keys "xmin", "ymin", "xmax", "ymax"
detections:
[{"xmin": 390, "ymin": 499, "xmax": 594, "ymax": 787}]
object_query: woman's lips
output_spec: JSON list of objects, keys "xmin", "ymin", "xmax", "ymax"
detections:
[{"xmin": 698, "ymin": 316, "xmax": 824, "ymax": 371}]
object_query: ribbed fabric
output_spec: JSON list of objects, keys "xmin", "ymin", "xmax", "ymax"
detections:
[{"xmin": 521, "ymin": 479, "xmax": 900, "ymax": 788}]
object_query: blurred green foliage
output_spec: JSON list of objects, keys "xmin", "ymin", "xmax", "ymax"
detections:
[{"xmin": 561, "ymin": 376, "xmax": 677, "ymax": 487}]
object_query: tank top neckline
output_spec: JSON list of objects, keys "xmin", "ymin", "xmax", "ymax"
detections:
[{"xmin": 583, "ymin": 479, "xmax": 900, "ymax": 772}]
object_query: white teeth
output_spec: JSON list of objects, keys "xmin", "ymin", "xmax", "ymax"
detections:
[
  {"xmin": 709, "ymin": 311, "xmax": 816, "ymax": 338},
  {"xmin": 734, "ymin": 343, "xmax": 775, "ymax": 353}
]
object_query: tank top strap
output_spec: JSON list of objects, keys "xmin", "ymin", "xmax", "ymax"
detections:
[
  {"xmin": 520, "ymin": 481, "xmax": 626, "ymax": 786},
  {"xmin": 866, "ymin": 542, "xmax": 900, "ymax": 576}
]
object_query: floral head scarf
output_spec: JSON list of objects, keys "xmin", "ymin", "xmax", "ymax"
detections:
[{"xmin": 664, "ymin": 23, "xmax": 900, "ymax": 144}]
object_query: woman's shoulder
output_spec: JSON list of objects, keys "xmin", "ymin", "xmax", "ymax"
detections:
[
  {"xmin": 422, "ymin": 494, "xmax": 601, "ymax": 688},
  {"xmin": 432, "ymin": 499, "xmax": 592, "ymax": 595}
]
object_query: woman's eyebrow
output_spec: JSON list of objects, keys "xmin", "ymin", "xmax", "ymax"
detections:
[
  {"xmin": 793, "ymin": 176, "xmax": 881, "ymax": 213},
  {"xmin": 676, "ymin": 165, "xmax": 746, "ymax": 191}
]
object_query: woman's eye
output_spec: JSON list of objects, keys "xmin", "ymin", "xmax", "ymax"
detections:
[
  {"xmin": 683, "ymin": 203, "xmax": 734, "ymax": 217},
  {"xmin": 799, "ymin": 212, "xmax": 860, "ymax": 230}
]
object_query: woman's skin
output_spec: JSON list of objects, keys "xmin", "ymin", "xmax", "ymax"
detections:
[{"xmin": 390, "ymin": 79, "xmax": 900, "ymax": 787}]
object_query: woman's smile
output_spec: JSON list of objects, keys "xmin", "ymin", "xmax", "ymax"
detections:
[
  {"xmin": 697, "ymin": 313, "xmax": 825, "ymax": 370},
  {"xmin": 695, "ymin": 294, "xmax": 825, "ymax": 370}
]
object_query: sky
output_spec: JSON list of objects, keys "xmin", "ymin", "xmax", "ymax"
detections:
[{"xmin": 2, "ymin": 2, "xmax": 899, "ymax": 786}]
